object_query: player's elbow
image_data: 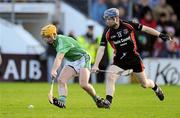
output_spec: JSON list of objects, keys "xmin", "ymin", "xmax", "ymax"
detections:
[
  {"xmin": 56, "ymin": 53, "xmax": 64, "ymax": 60},
  {"xmin": 141, "ymin": 25, "xmax": 149, "ymax": 33}
]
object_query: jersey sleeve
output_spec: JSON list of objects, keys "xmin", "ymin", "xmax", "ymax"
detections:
[
  {"xmin": 56, "ymin": 39, "xmax": 74, "ymax": 54},
  {"xmin": 100, "ymin": 27, "xmax": 109, "ymax": 46},
  {"xmin": 128, "ymin": 21, "xmax": 143, "ymax": 31}
]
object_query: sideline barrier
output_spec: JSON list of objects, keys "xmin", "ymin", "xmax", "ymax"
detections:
[
  {"xmin": 143, "ymin": 58, "xmax": 180, "ymax": 85},
  {"xmin": 0, "ymin": 54, "xmax": 47, "ymax": 82}
]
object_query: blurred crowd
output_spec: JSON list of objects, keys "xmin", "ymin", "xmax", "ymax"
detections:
[
  {"xmin": 1, "ymin": 0, "xmax": 180, "ymax": 59},
  {"xmin": 91, "ymin": 0, "xmax": 180, "ymax": 58},
  {"xmin": 0, "ymin": 0, "xmax": 52, "ymax": 2}
]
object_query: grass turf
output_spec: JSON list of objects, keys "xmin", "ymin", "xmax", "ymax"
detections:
[{"xmin": 0, "ymin": 82, "xmax": 180, "ymax": 118}]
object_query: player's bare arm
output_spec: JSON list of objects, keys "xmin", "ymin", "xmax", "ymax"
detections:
[
  {"xmin": 141, "ymin": 25, "xmax": 172, "ymax": 41},
  {"xmin": 51, "ymin": 53, "xmax": 64, "ymax": 78},
  {"xmin": 92, "ymin": 46, "xmax": 105, "ymax": 72},
  {"xmin": 141, "ymin": 25, "xmax": 160, "ymax": 36}
]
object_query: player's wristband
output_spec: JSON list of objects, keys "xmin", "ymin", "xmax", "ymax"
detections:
[{"xmin": 159, "ymin": 33, "xmax": 170, "ymax": 41}]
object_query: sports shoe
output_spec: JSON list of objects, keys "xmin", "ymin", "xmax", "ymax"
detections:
[
  {"xmin": 102, "ymin": 99, "xmax": 111, "ymax": 109},
  {"xmin": 95, "ymin": 97, "xmax": 105, "ymax": 108},
  {"xmin": 154, "ymin": 86, "xmax": 164, "ymax": 101},
  {"xmin": 52, "ymin": 97, "xmax": 66, "ymax": 108}
]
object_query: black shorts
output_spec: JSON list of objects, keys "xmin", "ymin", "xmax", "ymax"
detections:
[{"xmin": 113, "ymin": 53, "xmax": 144, "ymax": 72}]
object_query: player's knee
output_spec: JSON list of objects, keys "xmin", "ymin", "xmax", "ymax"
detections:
[
  {"xmin": 107, "ymin": 73, "xmax": 116, "ymax": 82},
  {"xmin": 80, "ymin": 84, "xmax": 88, "ymax": 90},
  {"xmin": 79, "ymin": 82, "xmax": 88, "ymax": 89},
  {"xmin": 57, "ymin": 78, "xmax": 66, "ymax": 85}
]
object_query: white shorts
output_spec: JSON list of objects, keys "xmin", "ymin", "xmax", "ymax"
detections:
[{"xmin": 64, "ymin": 56, "xmax": 90, "ymax": 73}]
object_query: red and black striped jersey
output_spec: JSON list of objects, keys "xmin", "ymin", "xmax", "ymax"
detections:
[{"xmin": 100, "ymin": 20, "xmax": 142, "ymax": 58}]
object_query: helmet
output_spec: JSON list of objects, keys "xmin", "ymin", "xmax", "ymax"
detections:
[
  {"xmin": 103, "ymin": 8, "xmax": 119, "ymax": 19},
  {"xmin": 41, "ymin": 24, "xmax": 57, "ymax": 37}
]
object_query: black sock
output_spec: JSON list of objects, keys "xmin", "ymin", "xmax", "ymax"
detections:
[
  {"xmin": 152, "ymin": 83, "xmax": 158, "ymax": 91},
  {"xmin": 106, "ymin": 95, "xmax": 113, "ymax": 103}
]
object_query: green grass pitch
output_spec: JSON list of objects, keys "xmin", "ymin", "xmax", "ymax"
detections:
[{"xmin": 0, "ymin": 82, "xmax": 180, "ymax": 118}]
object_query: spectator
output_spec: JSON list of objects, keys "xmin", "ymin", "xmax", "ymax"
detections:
[
  {"xmin": 149, "ymin": 0, "xmax": 160, "ymax": 8},
  {"xmin": 136, "ymin": 32, "xmax": 156, "ymax": 58},
  {"xmin": 77, "ymin": 24, "xmax": 98, "ymax": 65},
  {"xmin": 140, "ymin": 10, "xmax": 157, "ymax": 28},
  {"xmin": 156, "ymin": 13, "xmax": 169, "ymax": 33},
  {"xmin": 165, "ymin": 26, "xmax": 179, "ymax": 58},
  {"xmin": 132, "ymin": 3, "xmax": 141, "ymax": 19},
  {"xmin": 153, "ymin": 38, "xmax": 166, "ymax": 57},
  {"xmin": 52, "ymin": 21, "xmax": 64, "ymax": 35},
  {"xmin": 136, "ymin": 10, "xmax": 157, "ymax": 58},
  {"xmin": 132, "ymin": 0, "xmax": 152, "ymax": 19},
  {"xmin": 118, "ymin": 6, "xmax": 127, "ymax": 20},
  {"xmin": 68, "ymin": 30, "xmax": 77, "ymax": 40},
  {"xmin": 119, "ymin": 0, "xmax": 130, "ymax": 19},
  {"xmin": 77, "ymin": 24, "xmax": 99, "ymax": 83},
  {"xmin": 153, "ymin": 0, "xmax": 174, "ymax": 21},
  {"xmin": 138, "ymin": 0, "xmax": 152, "ymax": 19},
  {"xmin": 91, "ymin": 0, "xmax": 107, "ymax": 26},
  {"xmin": 169, "ymin": 13, "xmax": 180, "ymax": 36},
  {"xmin": 106, "ymin": 0, "xmax": 120, "ymax": 8}
]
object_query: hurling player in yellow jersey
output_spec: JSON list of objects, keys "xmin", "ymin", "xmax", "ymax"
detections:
[{"xmin": 41, "ymin": 24, "xmax": 104, "ymax": 108}]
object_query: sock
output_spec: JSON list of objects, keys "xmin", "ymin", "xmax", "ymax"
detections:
[
  {"xmin": 152, "ymin": 83, "xmax": 158, "ymax": 91},
  {"xmin": 59, "ymin": 95, "xmax": 67, "ymax": 103},
  {"xmin": 92, "ymin": 95, "xmax": 98, "ymax": 102},
  {"xmin": 106, "ymin": 95, "xmax": 113, "ymax": 103}
]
